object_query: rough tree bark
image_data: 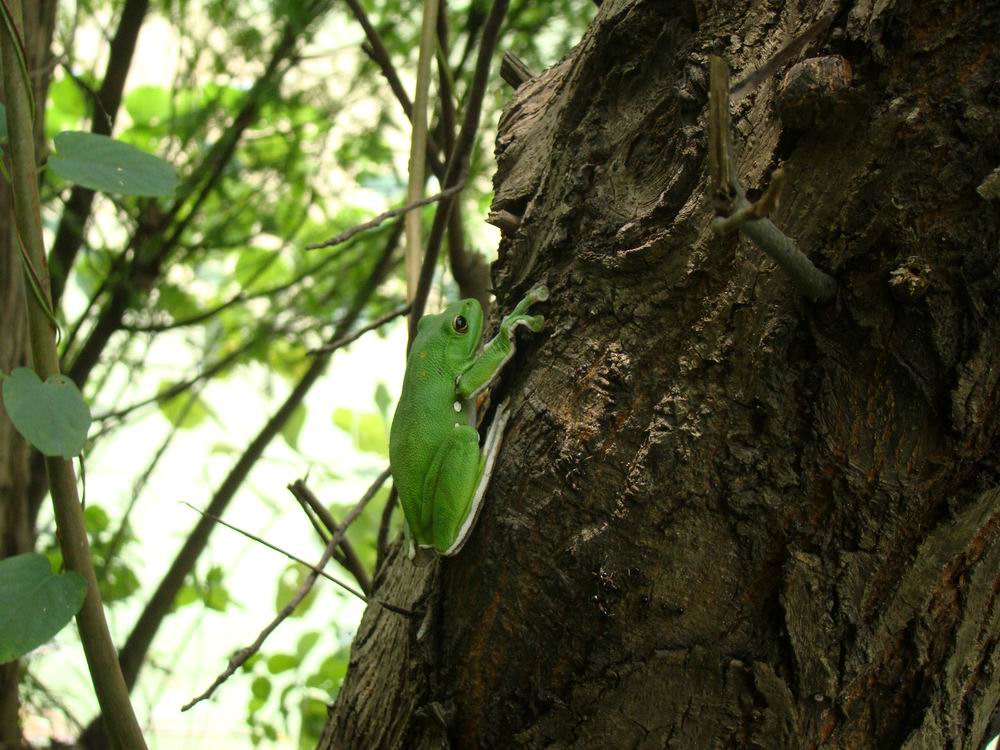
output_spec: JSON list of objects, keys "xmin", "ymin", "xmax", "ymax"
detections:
[
  {"xmin": 322, "ymin": 1, "xmax": 999, "ymax": 748},
  {"xmin": 0, "ymin": 3, "xmax": 58, "ymax": 746}
]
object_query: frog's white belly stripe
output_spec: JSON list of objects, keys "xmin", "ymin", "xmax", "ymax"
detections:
[{"xmin": 443, "ymin": 399, "xmax": 511, "ymax": 556}]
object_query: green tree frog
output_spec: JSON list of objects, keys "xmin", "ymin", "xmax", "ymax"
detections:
[{"xmin": 389, "ymin": 285, "xmax": 549, "ymax": 556}]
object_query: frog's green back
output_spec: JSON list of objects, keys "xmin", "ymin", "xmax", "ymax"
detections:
[{"xmin": 388, "ymin": 300, "xmax": 484, "ymax": 541}]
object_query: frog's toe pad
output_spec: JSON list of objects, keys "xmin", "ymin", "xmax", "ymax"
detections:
[
  {"xmin": 528, "ymin": 284, "xmax": 550, "ymax": 303},
  {"xmin": 525, "ymin": 314, "xmax": 545, "ymax": 332}
]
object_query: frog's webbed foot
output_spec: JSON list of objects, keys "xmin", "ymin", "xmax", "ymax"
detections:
[
  {"xmin": 410, "ymin": 546, "xmax": 437, "ymax": 566},
  {"xmin": 403, "ymin": 517, "xmax": 435, "ymax": 565},
  {"xmin": 521, "ymin": 283, "xmax": 550, "ymax": 308},
  {"xmin": 501, "ymin": 285, "xmax": 549, "ymax": 338}
]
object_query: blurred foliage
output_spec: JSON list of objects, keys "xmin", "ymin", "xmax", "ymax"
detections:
[
  {"xmin": 21, "ymin": 0, "xmax": 594, "ymax": 744},
  {"xmin": 245, "ymin": 627, "xmax": 350, "ymax": 747}
]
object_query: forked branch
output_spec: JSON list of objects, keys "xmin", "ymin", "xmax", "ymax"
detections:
[
  {"xmin": 180, "ymin": 468, "xmax": 414, "ymax": 711},
  {"xmin": 708, "ymin": 55, "xmax": 836, "ymax": 303}
]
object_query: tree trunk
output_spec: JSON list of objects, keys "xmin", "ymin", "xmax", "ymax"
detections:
[
  {"xmin": 0, "ymin": 4, "xmax": 57, "ymax": 746},
  {"xmin": 321, "ymin": 1, "xmax": 1000, "ymax": 747}
]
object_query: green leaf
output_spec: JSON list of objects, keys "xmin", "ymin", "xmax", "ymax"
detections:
[
  {"xmin": 99, "ymin": 563, "xmax": 140, "ymax": 604},
  {"xmin": 202, "ymin": 565, "xmax": 231, "ymax": 612},
  {"xmin": 296, "ymin": 631, "xmax": 320, "ymax": 659},
  {"xmin": 156, "ymin": 284, "xmax": 202, "ymax": 319},
  {"xmin": 0, "ymin": 553, "xmax": 86, "ymax": 664},
  {"xmin": 48, "ymin": 131, "xmax": 178, "ymax": 197},
  {"xmin": 305, "ymin": 651, "xmax": 348, "ymax": 691},
  {"xmin": 83, "ymin": 504, "xmax": 110, "ymax": 534},
  {"xmin": 124, "ymin": 85, "xmax": 171, "ymax": 126},
  {"xmin": 251, "ymin": 676, "xmax": 272, "ymax": 701},
  {"xmin": 248, "ymin": 695, "xmax": 266, "ymax": 716},
  {"xmin": 233, "ymin": 247, "xmax": 290, "ymax": 289},
  {"xmin": 0, "ymin": 102, "xmax": 7, "ymax": 144},
  {"xmin": 281, "ymin": 404, "xmax": 307, "ymax": 450},
  {"xmin": 157, "ymin": 383, "xmax": 217, "ymax": 430},
  {"xmin": 2, "ymin": 367, "xmax": 91, "ymax": 458},
  {"xmin": 275, "ymin": 564, "xmax": 317, "ymax": 617},
  {"xmin": 374, "ymin": 382, "xmax": 392, "ymax": 421},
  {"xmin": 332, "ymin": 408, "xmax": 387, "ymax": 456},
  {"xmin": 44, "ymin": 76, "xmax": 88, "ymax": 137},
  {"xmin": 299, "ymin": 697, "xmax": 328, "ymax": 748},
  {"xmin": 266, "ymin": 653, "xmax": 298, "ymax": 674},
  {"xmin": 173, "ymin": 583, "xmax": 199, "ymax": 610}
]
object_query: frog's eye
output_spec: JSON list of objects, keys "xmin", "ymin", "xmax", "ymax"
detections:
[{"xmin": 453, "ymin": 315, "xmax": 469, "ymax": 334}]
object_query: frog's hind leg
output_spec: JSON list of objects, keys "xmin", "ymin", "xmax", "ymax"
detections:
[
  {"xmin": 443, "ymin": 400, "xmax": 511, "ymax": 556},
  {"xmin": 429, "ymin": 425, "xmax": 482, "ymax": 555}
]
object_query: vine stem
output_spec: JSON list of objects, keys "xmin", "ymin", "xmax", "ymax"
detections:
[
  {"xmin": 0, "ymin": 1, "xmax": 147, "ymax": 747},
  {"xmin": 404, "ymin": 0, "xmax": 441, "ymax": 300}
]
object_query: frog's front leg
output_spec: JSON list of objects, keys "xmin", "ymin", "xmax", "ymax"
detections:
[{"xmin": 457, "ymin": 285, "xmax": 548, "ymax": 400}]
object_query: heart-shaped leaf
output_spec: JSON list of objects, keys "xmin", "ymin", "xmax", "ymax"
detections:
[
  {"xmin": 2, "ymin": 367, "xmax": 91, "ymax": 458},
  {"xmin": 0, "ymin": 553, "xmax": 86, "ymax": 664},
  {"xmin": 48, "ymin": 131, "xmax": 178, "ymax": 197}
]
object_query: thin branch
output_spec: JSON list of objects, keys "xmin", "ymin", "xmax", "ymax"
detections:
[
  {"xmin": 295, "ymin": 487, "xmax": 335, "ymax": 538},
  {"xmin": 179, "ymin": 500, "xmax": 371, "ymax": 602},
  {"xmin": 180, "ymin": 468, "xmax": 412, "ymax": 712},
  {"xmin": 376, "ymin": 485, "xmax": 398, "ymax": 570},
  {"xmin": 344, "ymin": 0, "xmax": 446, "ymax": 179},
  {"xmin": 708, "ymin": 55, "xmax": 736, "ymax": 207},
  {"xmin": 288, "ymin": 479, "xmax": 371, "ymax": 595},
  {"xmin": 92, "ymin": 221, "xmax": 401, "ymax": 725},
  {"xmin": 707, "ymin": 56, "xmax": 836, "ymax": 304},
  {"xmin": 23, "ymin": 670, "xmax": 84, "ymax": 733},
  {"xmin": 724, "ymin": 193, "xmax": 837, "ymax": 302},
  {"xmin": 308, "ymin": 303, "xmax": 410, "ymax": 355},
  {"xmin": 92, "ymin": 333, "xmax": 259, "ymax": 422},
  {"xmin": 409, "ymin": 0, "xmax": 511, "ymax": 339},
  {"xmin": 47, "ymin": 0, "xmax": 150, "ymax": 309},
  {"xmin": 290, "ymin": 484, "xmax": 371, "ymax": 584},
  {"xmin": 306, "ymin": 186, "xmax": 462, "ymax": 250},
  {"xmin": 98, "ymin": 383, "xmax": 204, "ymax": 580},
  {"xmin": 439, "ymin": 2, "xmax": 491, "ymax": 310},
  {"xmin": 711, "ymin": 168, "xmax": 785, "ymax": 234},
  {"xmin": 344, "ymin": 0, "xmax": 412, "ymax": 118},
  {"xmin": 121, "ymin": 292, "xmax": 250, "ymax": 333},
  {"xmin": 452, "ymin": 0, "xmax": 486, "ymax": 81},
  {"xmin": 125, "ymin": 226, "xmax": 359, "ymax": 333},
  {"xmin": 436, "ymin": 6, "xmax": 459, "ymax": 133},
  {"xmin": 404, "ymin": 0, "xmax": 441, "ymax": 300},
  {"xmin": 499, "ymin": 50, "xmax": 533, "ymax": 88},
  {"xmin": 436, "ymin": 2, "xmax": 457, "ymax": 164}
]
